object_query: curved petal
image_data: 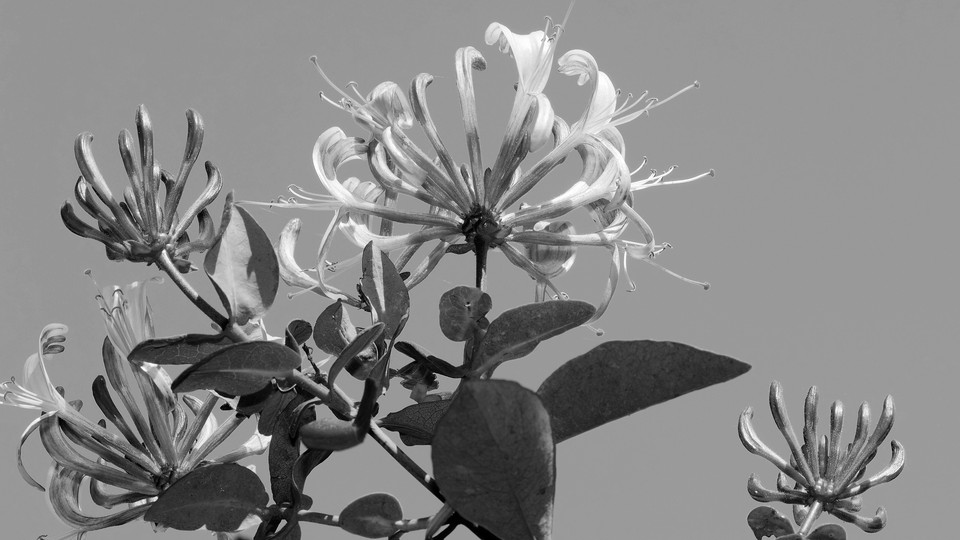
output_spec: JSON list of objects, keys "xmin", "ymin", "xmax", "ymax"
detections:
[
  {"xmin": 558, "ymin": 50, "xmax": 618, "ymax": 135},
  {"xmin": 48, "ymin": 465, "xmax": 150, "ymax": 533},
  {"xmin": 313, "ymin": 128, "xmax": 460, "ymax": 227},
  {"xmin": 484, "ymin": 24, "xmax": 554, "ymax": 95}
]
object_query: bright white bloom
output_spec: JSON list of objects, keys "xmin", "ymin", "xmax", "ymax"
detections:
[{"xmin": 262, "ymin": 14, "xmax": 711, "ymax": 331}]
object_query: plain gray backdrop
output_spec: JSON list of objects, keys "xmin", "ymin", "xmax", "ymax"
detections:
[{"xmin": 1, "ymin": 1, "xmax": 957, "ymax": 538}]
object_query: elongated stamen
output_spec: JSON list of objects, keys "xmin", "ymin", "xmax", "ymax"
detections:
[
  {"xmin": 310, "ymin": 57, "xmax": 361, "ymax": 106},
  {"xmin": 609, "ymin": 81, "xmax": 700, "ymax": 128}
]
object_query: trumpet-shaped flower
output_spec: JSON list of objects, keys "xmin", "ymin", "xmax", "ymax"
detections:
[
  {"xmin": 739, "ymin": 381, "xmax": 905, "ymax": 536},
  {"xmin": 61, "ymin": 106, "xmax": 223, "ymax": 272},
  {"xmin": 1, "ymin": 281, "xmax": 268, "ymax": 538},
  {"xmin": 259, "ymin": 15, "xmax": 712, "ymax": 330}
]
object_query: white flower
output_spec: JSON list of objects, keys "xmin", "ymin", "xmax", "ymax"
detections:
[{"xmin": 259, "ymin": 14, "xmax": 711, "ymax": 331}]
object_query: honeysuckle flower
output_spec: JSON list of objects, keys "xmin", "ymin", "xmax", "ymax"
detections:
[
  {"xmin": 38, "ymin": 335, "xmax": 260, "ymax": 538},
  {"xmin": 1, "ymin": 282, "xmax": 267, "ymax": 538},
  {"xmin": 740, "ymin": 381, "xmax": 905, "ymax": 536},
  {"xmin": 61, "ymin": 105, "xmax": 222, "ymax": 273},
  {"xmin": 261, "ymin": 15, "xmax": 711, "ymax": 326}
]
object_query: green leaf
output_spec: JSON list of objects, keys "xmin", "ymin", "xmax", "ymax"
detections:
[
  {"xmin": 144, "ymin": 463, "xmax": 268, "ymax": 532},
  {"xmin": 291, "ymin": 449, "xmax": 333, "ymax": 510},
  {"xmin": 327, "ymin": 322, "xmax": 384, "ymax": 389},
  {"xmin": 747, "ymin": 506, "xmax": 794, "ymax": 539},
  {"xmin": 128, "ymin": 333, "xmax": 233, "ymax": 365},
  {"xmin": 313, "ymin": 300, "xmax": 357, "ymax": 355},
  {"xmin": 395, "ymin": 341, "xmax": 465, "ymax": 378},
  {"xmin": 286, "ymin": 320, "xmax": 313, "ymax": 346},
  {"xmin": 269, "ymin": 392, "xmax": 314, "ymax": 506},
  {"xmin": 808, "ymin": 524, "xmax": 846, "ymax": 540},
  {"xmin": 379, "ymin": 399, "xmax": 451, "ymax": 446},
  {"xmin": 538, "ymin": 340, "xmax": 750, "ymax": 443},
  {"xmin": 171, "ymin": 340, "xmax": 301, "ymax": 395},
  {"xmin": 204, "ymin": 203, "xmax": 279, "ymax": 326},
  {"xmin": 472, "ymin": 300, "xmax": 595, "ymax": 372},
  {"xmin": 299, "ymin": 417, "xmax": 363, "ymax": 451},
  {"xmin": 339, "ymin": 493, "xmax": 403, "ymax": 538},
  {"xmin": 432, "ymin": 380, "xmax": 554, "ymax": 540},
  {"xmin": 438, "ymin": 286, "xmax": 491, "ymax": 342},
  {"xmin": 360, "ymin": 242, "xmax": 409, "ymax": 339}
]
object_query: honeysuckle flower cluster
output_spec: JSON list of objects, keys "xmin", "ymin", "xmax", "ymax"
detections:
[
  {"xmin": 269, "ymin": 15, "xmax": 712, "ymax": 330},
  {"xmin": 740, "ymin": 382, "xmax": 905, "ymax": 536},
  {"xmin": 1, "ymin": 279, "xmax": 267, "ymax": 538},
  {"xmin": 61, "ymin": 105, "xmax": 222, "ymax": 273}
]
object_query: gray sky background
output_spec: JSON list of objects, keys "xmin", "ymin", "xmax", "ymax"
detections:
[{"xmin": 1, "ymin": 1, "xmax": 957, "ymax": 538}]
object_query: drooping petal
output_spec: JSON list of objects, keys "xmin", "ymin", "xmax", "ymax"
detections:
[
  {"xmin": 48, "ymin": 465, "xmax": 150, "ymax": 534},
  {"xmin": 484, "ymin": 24, "xmax": 554, "ymax": 95},
  {"xmin": 558, "ymin": 50, "xmax": 618, "ymax": 135}
]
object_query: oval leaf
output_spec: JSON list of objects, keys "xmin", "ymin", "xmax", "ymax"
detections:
[
  {"xmin": 204, "ymin": 203, "xmax": 279, "ymax": 326},
  {"xmin": 746, "ymin": 506, "xmax": 794, "ymax": 539},
  {"xmin": 172, "ymin": 340, "xmax": 301, "ymax": 395},
  {"xmin": 299, "ymin": 417, "xmax": 363, "ymax": 451},
  {"xmin": 432, "ymin": 380, "xmax": 554, "ymax": 540},
  {"xmin": 379, "ymin": 399, "xmax": 452, "ymax": 445},
  {"xmin": 144, "ymin": 463, "xmax": 268, "ymax": 532},
  {"xmin": 438, "ymin": 286, "xmax": 492, "ymax": 342},
  {"xmin": 538, "ymin": 341, "xmax": 750, "ymax": 443},
  {"xmin": 129, "ymin": 333, "xmax": 233, "ymax": 365},
  {"xmin": 360, "ymin": 242, "xmax": 409, "ymax": 339},
  {"xmin": 269, "ymin": 392, "xmax": 314, "ymax": 506},
  {"xmin": 313, "ymin": 301, "xmax": 357, "ymax": 355},
  {"xmin": 808, "ymin": 524, "xmax": 847, "ymax": 540},
  {"xmin": 340, "ymin": 493, "xmax": 403, "ymax": 538},
  {"xmin": 328, "ymin": 322, "xmax": 384, "ymax": 388},
  {"xmin": 286, "ymin": 319, "xmax": 313, "ymax": 346},
  {"xmin": 472, "ymin": 300, "xmax": 595, "ymax": 372}
]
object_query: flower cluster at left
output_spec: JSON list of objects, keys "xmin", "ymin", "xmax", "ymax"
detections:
[
  {"xmin": 1, "ymin": 278, "xmax": 267, "ymax": 538},
  {"xmin": 61, "ymin": 105, "xmax": 223, "ymax": 272}
]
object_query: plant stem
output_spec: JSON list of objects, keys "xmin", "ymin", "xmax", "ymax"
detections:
[
  {"xmin": 285, "ymin": 370, "xmax": 354, "ymax": 418},
  {"xmin": 367, "ymin": 423, "xmax": 500, "ymax": 540},
  {"xmin": 157, "ymin": 251, "xmax": 247, "ymax": 341},
  {"xmin": 297, "ymin": 511, "xmax": 339, "ymax": 526},
  {"xmin": 369, "ymin": 423, "xmax": 440, "ymax": 495},
  {"xmin": 797, "ymin": 500, "xmax": 823, "ymax": 536},
  {"xmin": 474, "ymin": 240, "xmax": 488, "ymax": 290},
  {"xmin": 297, "ymin": 511, "xmax": 431, "ymax": 532}
]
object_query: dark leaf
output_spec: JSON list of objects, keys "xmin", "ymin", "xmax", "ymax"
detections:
[
  {"xmin": 286, "ymin": 320, "xmax": 313, "ymax": 346},
  {"xmin": 291, "ymin": 449, "xmax": 333, "ymax": 510},
  {"xmin": 340, "ymin": 493, "xmax": 403, "ymax": 538},
  {"xmin": 432, "ymin": 380, "xmax": 554, "ymax": 540},
  {"xmin": 172, "ymin": 341, "xmax": 301, "ymax": 395},
  {"xmin": 328, "ymin": 323, "xmax": 384, "ymax": 388},
  {"xmin": 395, "ymin": 341, "xmax": 464, "ymax": 378},
  {"xmin": 144, "ymin": 463, "xmax": 268, "ymax": 532},
  {"xmin": 204, "ymin": 203, "xmax": 279, "ymax": 326},
  {"xmin": 360, "ymin": 242, "xmax": 409, "ymax": 339},
  {"xmin": 313, "ymin": 301, "xmax": 357, "ymax": 355},
  {"xmin": 538, "ymin": 340, "xmax": 751, "ymax": 442},
  {"xmin": 354, "ymin": 378, "xmax": 378, "ymax": 437},
  {"xmin": 379, "ymin": 399, "xmax": 451, "ymax": 446},
  {"xmin": 236, "ymin": 383, "xmax": 279, "ymax": 420},
  {"xmin": 299, "ymin": 417, "xmax": 363, "ymax": 451},
  {"xmin": 472, "ymin": 300, "xmax": 594, "ymax": 372},
  {"xmin": 128, "ymin": 333, "xmax": 232, "ymax": 365},
  {"xmin": 269, "ymin": 392, "xmax": 314, "ymax": 506},
  {"xmin": 808, "ymin": 524, "xmax": 847, "ymax": 540},
  {"xmin": 255, "ymin": 386, "xmax": 297, "ymax": 435},
  {"xmin": 438, "ymin": 286, "xmax": 491, "ymax": 342},
  {"xmin": 746, "ymin": 506, "xmax": 794, "ymax": 539}
]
